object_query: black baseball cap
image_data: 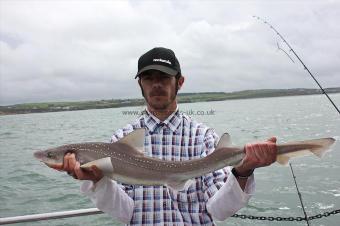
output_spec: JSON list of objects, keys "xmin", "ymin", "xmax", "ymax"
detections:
[{"xmin": 135, "ymin": 47, "xmax": 181, "ymax": 78}]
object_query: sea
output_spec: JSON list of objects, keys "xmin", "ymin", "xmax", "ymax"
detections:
[{"xmin": 1, "ymin": 94, "xmax": 339, "ymax": 226}]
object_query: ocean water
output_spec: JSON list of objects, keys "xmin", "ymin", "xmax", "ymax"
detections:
[{"xmin": 0, "ymin": 94, "xmax": 339, "ymax": 226}]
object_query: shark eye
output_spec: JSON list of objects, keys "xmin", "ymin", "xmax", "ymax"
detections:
[{"xmin": 47, "ymin": 152, "xmax": 54, "ymax": 158}]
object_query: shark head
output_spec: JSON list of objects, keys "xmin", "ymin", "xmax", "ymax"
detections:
[{"xmin": 34, "ymin": 145, "xmax": 75, "ymax": 169}]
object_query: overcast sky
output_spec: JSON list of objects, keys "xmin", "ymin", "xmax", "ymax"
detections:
[{"xmin": 0, "ymin": 0, "xmax": 339, "ymax": 105}]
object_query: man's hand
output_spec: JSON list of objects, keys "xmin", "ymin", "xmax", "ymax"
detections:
[
  {"xmin": 235, "ymin": 137, "xmax": 277, "ymax": 176},
  {"xmin": 62, "ymin": 153, "xmax": 103, "ymax": 183}
]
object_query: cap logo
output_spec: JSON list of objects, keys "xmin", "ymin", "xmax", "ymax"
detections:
[{"xmin": 153, "ymin": 58, "xmax": 171, "ymax": 65}]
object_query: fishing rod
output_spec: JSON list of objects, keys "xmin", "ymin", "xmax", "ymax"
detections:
[
  {"xmin": 253, "ymin": 16, "xmax": 339, "ymax": 226},
  {"xmin": 289, "ymin": 163, "xmax": 310, "ymax": 226},
  {"xmin": 253, "ymin": 15, "xmax": 340, "ymax": 115}
]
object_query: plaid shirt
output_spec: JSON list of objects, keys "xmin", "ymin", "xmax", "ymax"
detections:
[{"xmin": 110, "ymin": 109, "xmax": 229, "ymax": 226}]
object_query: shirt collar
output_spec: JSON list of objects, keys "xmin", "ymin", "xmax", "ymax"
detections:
[{"xmin": 143, "ymin": 107, "xmax": 181, "ymax": 132}]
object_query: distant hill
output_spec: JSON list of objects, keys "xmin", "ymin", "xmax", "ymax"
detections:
[{"xmin": 1, "ymin": 87, "xmax": 339, "ymax": 115}]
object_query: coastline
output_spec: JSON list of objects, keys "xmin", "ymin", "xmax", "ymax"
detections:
[{"xmin": 1, "ymin": 87, "xmax": 339, "ymax": 116}]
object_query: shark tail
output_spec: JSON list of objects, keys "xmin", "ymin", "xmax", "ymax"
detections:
[{"xmin": 276, "ymin": 137, "xmax": 336, "ymax": 165}]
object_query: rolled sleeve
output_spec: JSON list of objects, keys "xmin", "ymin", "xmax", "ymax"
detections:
[
  {"xmin": 80, "ymin": 176, "xmax": 134, "ymax": 224},
  {"xmin": 206, "ymin": 167, "xmax": 255, "ymax": 221}
]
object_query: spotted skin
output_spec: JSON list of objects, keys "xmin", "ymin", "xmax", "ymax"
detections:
[{"xmin": 34, "ymin": 137, "xmax": 335, "ymax": 187}]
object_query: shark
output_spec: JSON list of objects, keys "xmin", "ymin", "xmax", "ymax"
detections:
[{"xmin": 34, "ymin": 129, "xmax": 336, "ymax": 191}]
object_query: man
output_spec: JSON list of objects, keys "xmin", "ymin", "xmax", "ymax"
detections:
[{"xmin": 62, "ymin": 47, "xmax": 277, "ymax": 225}]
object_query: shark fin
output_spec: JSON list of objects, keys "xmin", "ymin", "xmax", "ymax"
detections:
[
  {"xmin": 216, "ymin": 133, "xmax": 232, "ymax": 149},
  {"xmin": 117, "ymin": 128, "xmax": 145, "ymax": 153},
  {"xmin": 80, "ymin": 157, "xmax": 114, "ymax": 174},
  {"xmin": 308, "ymin": 137, "xmax": 336, "ymax": 157},
  {"xmin": 167, "ymin": 179, "xmax": 195, "ymax": 192},
  {"xmin": 276, "ymin": 137, "xmax": 336, "ymax": 165},
  {"xmin": 276, "ymin": 155, "xmax": 291, "ymax": 165}
]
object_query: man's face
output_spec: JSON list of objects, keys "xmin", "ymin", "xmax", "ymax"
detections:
[{"xmin": 139, "ymin": 70, "xmax": 182, "ymax": 111}]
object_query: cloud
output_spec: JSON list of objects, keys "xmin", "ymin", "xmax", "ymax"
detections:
[{"xmin": 0, "ymin": 0, "xmax": 339, "ymax": 105}]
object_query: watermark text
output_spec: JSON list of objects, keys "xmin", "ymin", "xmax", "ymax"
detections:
[{"xmin": 121, "ymin": 109, "xmax": 216, "ymax": 116}]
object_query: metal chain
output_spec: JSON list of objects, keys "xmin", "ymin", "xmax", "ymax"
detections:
[{"xmin": 231, "ymin": 208, "xmax": 340, "ymax": 222}]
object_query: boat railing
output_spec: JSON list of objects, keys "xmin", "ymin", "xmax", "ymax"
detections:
[
  {"xmin": 0, "ymin": 208, "xmax": 103, "ymax": 225},
  {"xmin": 1, "ymin": 207, "xmax": 339, "ymax": 225}
]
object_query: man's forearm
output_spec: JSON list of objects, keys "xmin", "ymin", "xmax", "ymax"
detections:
[{"xmin": 233, "ymin": 167, "xmax": 254, "ymax": 191}]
